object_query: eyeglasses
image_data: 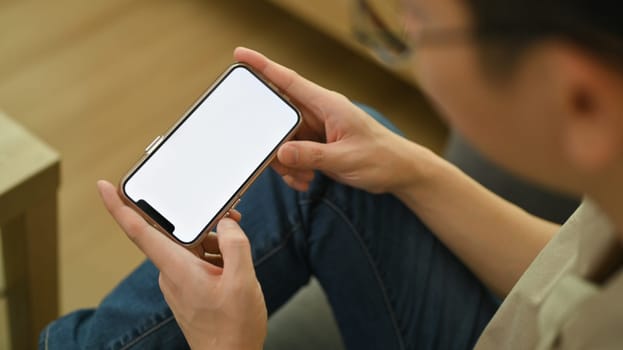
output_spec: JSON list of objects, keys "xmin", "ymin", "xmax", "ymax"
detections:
[
  {"xmin": 353, "ymin": 0, "xmax": 623, "ymax": 67},
  {"xmin": 351, "ymin": 0, "xmax": 471, "ymax": 66}
]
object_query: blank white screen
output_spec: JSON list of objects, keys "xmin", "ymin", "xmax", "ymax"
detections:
[{"xmin": 123, "ymin": 66, "xmax": 299, "ymax": 243}]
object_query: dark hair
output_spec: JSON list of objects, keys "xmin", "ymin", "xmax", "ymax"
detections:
[{"xmin": 463, "ymin": 1, "xmax": 623, "ymax": 76}]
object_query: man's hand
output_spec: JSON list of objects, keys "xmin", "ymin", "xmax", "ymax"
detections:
[
  {"xmin": 235, "ymin": 47, "xmax": 433, "ymax": 194},
  {"xmin": 97, "ymin": 180, "xmax": 267, "ymax": 350}
]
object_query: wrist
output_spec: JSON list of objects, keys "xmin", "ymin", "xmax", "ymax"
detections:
[{"xmin": 388, "ymin": 137, "xmax": 449, "ymax": 199}]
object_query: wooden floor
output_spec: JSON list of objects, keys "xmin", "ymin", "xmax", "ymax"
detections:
[{"xmin": 0, "ymin": 0, "xmax": 445, "ymax": 315}]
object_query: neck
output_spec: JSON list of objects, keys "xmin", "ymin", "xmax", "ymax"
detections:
[{"xmin": 588, "ymin": 177, "xmax": 623, "ymax": 242}]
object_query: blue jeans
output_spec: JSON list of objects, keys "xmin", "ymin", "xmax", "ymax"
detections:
[{"xmin": 40, "ymin": 106, "xmax": 499, "ymax": 350}]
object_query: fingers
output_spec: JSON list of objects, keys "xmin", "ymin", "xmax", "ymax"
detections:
[
  {"xmin": 216, "ymin": 218, "xmax": 254, "ymax": 276},
  {"xmin": 271, "ymin": 160, "xmax": 315, "ymax": 180},
  {"xmin": 270, "ymin": 160, "xmax": 315, "ymax": 192},
  {"xmin": 199, "ymin": 207, "xmax": 242, "ymax": 267},
  {"xmin": 270, "ymin": 159, "xmax": 290, "ymax": 176},
  {"xmin": 97, "ymin": 180, "xmax": 191, "ymax": 282},
  {"xmin": 201, "ymin": 232, "xmax": 221, "ymax": 254},
  {"xmin": 282, "ymin": 174, "xmax": 311, "ymax": 192},
  {"xmin": 227, "ymin": 208, "xmax": 242, "ymax": 222},
  {"xmin": 202, "ymin": 252, "xmax": 224, "ymax": 268},
  {"xmin": 277, "ymin": 140, "xmax": 338, "ymax": 171},
  {"xmin": 234, "ymin": 47, "xmax": 337, "ymax": 121}
]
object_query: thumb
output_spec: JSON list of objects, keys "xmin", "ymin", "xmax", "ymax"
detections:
[
  {"xmin": 216, "ymin": 218, "xmax": 254, "ymax": 275},
  {"xmin": 278, "ymin": 141, "xmax": 337, "ymax": 171}
]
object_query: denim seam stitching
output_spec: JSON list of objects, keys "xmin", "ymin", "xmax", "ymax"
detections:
[
  {"xmin": 253, "ymin": 223, "xmax": 301, "ymax": 268},
  {"xmin": 44, "ymin": 323, "xmax": 51, "ymax": 350},
  {"xmin": 117, "ymin": 314, "xmax": 176, "ymax": 350},
  {"xmin": 303, "ymin": 196, "xmax": 407, "ymax": 350}
]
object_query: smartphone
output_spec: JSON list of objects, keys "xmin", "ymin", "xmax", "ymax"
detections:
[{"xmin": 120, "ymin": 63, "xmax": 301, "ymax": 247}]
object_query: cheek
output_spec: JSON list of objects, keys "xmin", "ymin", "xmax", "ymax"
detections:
[
  {"xmin": 414, "ymin": 48, "xmax": 562, "ymax": 183},
  {"xmin": 415, "ymin": 48, "xmax": 512, "ymax": 153}
]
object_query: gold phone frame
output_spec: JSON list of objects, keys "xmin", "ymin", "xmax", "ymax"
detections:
[{"xmin": 118, "ymin": 63, "xmax": 301, "ymax": 251}]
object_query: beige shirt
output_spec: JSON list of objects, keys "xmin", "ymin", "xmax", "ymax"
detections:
[{"xmin": 476, "ymin": 200, "xmax": 623, "ymax": 349}]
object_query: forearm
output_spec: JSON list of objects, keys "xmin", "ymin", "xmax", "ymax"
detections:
[{"xmin": 392, "ymin": 142, "xmax": 560, "ymax": 297}]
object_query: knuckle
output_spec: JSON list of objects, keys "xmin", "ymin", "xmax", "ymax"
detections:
[
  {"xmin": 309, "ymin": 99, "xmax": 329, "ymax": 121},
  {"xmin": 327, "ymin": 90, "xmax": 350, "ymax": 108},
  {"xmin": 310, "ymin": 90, "xmax": 346, "ymax": 122},
  {"xmin": 125, "ymin": 223, "xmax": 144, "ymax": 245},
  {"xmin": 283, "ymin": 68, "xmax": 299, "ymax": 91},
  {"xmin": 158, "ymin": 273, "xmax": 176, "ymax": 296},
  {"xmin": 288, "ymin": 68, "xmax": 301, "ymax": 80},
  {"xmin": 222, "ymin": 233, "xmax": 250, "ymax": 250},
  {"xmin": 329, "ymin": 90, "xmax": 348, "ymax": 102},
  {"xmin": 309, "ymin": 146, "xmax": 324, "ymax": 164}
]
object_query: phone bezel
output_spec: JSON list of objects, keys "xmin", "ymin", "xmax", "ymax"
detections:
[{"xmin": 118, "ymin": 63, "xmax": 302, "ymax": 247}]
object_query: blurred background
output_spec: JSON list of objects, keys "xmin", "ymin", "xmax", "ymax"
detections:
[{"xmin": 0, "ymin": 0, "xmax": 447, "ymax": 348}]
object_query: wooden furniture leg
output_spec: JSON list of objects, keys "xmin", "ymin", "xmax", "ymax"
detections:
[{"xmin": 0, "ymin": 112, "xmax": 60, "ymax": 350}]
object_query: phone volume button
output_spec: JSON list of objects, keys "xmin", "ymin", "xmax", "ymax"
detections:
[{"xmin": 145, "ymin": 135, "xmax": 163, "ymax": 155}]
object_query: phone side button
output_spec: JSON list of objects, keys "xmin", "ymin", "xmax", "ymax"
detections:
[
  {"xmin": 231, "ymin": 198, "xmax": 241, "ymax": 210},
  {"xmin": 145, "ymin": 135, "xmax": 163, "ymax": 155}
]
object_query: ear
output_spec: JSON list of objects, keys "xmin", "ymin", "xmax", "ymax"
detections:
[{"xmin": 556, "ymin": 46, "xmax": 623, "ymax": 174}]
